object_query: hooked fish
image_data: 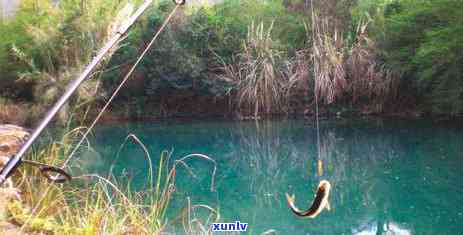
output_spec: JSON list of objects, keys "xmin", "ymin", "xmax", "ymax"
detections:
[{"xmin": 286, "ymin": 180, "xmax": 331, "ymax": 218}]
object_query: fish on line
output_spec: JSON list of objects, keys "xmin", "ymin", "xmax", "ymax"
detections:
[{"xmin": 286, "ymin": 180, "xmax": 331, "ymax": 218}]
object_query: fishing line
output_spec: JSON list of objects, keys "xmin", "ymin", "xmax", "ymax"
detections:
[
  {"xmin": 310, "ymin": 0, "xmax": 322, "ymax": 176},
  {"xmin": 310, "ymin": 3, "xmax": 330, "ymax": 221},
  {"xmin": 62, "ymin": 4, "xmax": 181, "ymax": 169},
  {"xmin": 284, "ymin": 0, "xmax": 331, "ymax": 220},
  {"xmin": 19, "ymin": 3, "xmax": 182, "ymax": 233}
]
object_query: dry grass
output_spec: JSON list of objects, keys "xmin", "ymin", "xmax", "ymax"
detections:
[
  {"xmin": 217, "ymin": 21, "xmax": 306, "ymax": 117},
  {"xmin": 346, "ymin": 21, "xmax": 400, "ymax": 112},
  {"xmin": 234, "ymin": 21, "xmax": 285, "ymax": 116},
  {"xmin": 311, "ymin": 11, "xmax": 347, "ymax": 104},
  {"xmin": 216, "ymin": 7, "xmax": 399, "ymax": 116},
  {"xmin": 0, "ymin": 101, "xmax": 27, "ymax": 125},
  {"xmin": 310, "ymin": 8, "xmax": 399, "ymax": 111}
]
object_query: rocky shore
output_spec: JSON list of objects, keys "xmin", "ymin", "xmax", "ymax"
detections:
[{"xmin": 0, "ymin": 124, "xmax": 29, "ymax": 234}]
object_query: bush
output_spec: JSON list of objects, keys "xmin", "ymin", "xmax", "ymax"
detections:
[
  {"xmin": 103, "ymin": 0, "xmax": 307, "ymax": 113},
  {"xmin": 0, "ymin": 0, "xmax": 138, "ymax": 123},
  {"xmin": 379, "ymin": 0, "xmax": 463, "ymax": 115}
]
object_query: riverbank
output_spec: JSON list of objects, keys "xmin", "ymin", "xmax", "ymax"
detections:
[
  {"xmin": 1, "ymin": 92, "xmax": 425, "ymax": 128},
  {"xmin": 0, "ymin": 124, "xmax": 196, "ymax": 234},
  {"xmin": 2, "ymin": 0, "xmax": 462, "ymax": 127}
]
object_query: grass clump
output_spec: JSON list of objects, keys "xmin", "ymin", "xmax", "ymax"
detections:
[
  {"xmin": 218, "ymin": 21, "xmax": 305, "ymax": 117},
  {"xmin": 310, "ymin": 4, "xmax": 400, "ymax": 113},
  {"xmin": 3, "ymin": 128, "xmax": 218, "ymax": 234}
]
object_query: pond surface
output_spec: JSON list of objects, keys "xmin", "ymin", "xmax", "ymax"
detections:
[{"xmin": 72, "ymin": 118, "xmax": 463, "ymax": 234}]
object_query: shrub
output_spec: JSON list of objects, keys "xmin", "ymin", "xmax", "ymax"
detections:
[{"xmin": 379, "ymin": 0, "xmax": 463, "ymax": 115}]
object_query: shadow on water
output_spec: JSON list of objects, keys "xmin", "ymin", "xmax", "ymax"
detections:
[{"xmin": 70, "ymin": 118, "xmax": 463, "ymax": 234}]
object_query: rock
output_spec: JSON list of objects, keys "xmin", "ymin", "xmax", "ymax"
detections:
[
  {"xmin": 0, "ymin": 125, "xmax": 30, "ymax": 156},
  {"xmin": 0, "ymin": 125, "xmax": 30, "ymax": 166},
  {"xmin": 0, "ymin": 125, "xmax": 28, "ymax": 232},
  {"xmin": 0, "ymin": 221, "xmax": 22, "ymax": 234}
]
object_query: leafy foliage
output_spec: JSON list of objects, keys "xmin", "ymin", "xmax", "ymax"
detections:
[
  {"xmin": 379, "ymin": 0, "xmax": 463, "ymax": 115},
  {"xmin": 101, "ymin": 0, "xmax": 307, "ymax": 114},
  {"xmin": 2, "ymin": 0, "xmax": 463, "ymax": 119},
  {"xmin": 1, "ymin": 0, "xmax": 139, "ymax": 124}
]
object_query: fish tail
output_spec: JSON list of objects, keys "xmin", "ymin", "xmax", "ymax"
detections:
[{"xmin": 285, "ymin": 193, "xmax": 295, "ymax": 205}]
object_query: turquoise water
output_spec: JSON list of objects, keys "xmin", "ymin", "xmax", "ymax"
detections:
[{"xmin": 72, "ymin": 119, "xmax": 463, "ymax": 234}]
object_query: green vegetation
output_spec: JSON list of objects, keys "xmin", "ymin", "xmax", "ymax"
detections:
[
  {"xmin": 101, "ymin": 0, "xmax": 308, "ymax": 118},
  {"xmin": 2, "ymin": 0, "xmax": 462, "ymax": 233},
  {"xmin": 2, "ymin": 0, "xmax": 463, "ymax": 121},
  {"xmin": 376, "ymin": 0, "xmax": 463, "ymax": 115},
  {"xmin": 0, "ymin": 0, "xmax": 142, "ymax": 125}
]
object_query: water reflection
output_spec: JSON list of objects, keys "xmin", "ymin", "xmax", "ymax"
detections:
[
  {"xmin": 75, "ymin": 119, "xmax": 463, "ymax": 234},
  {"xmin": 353, "ymin": 221, "xmax": 411, "ymax": 235}
]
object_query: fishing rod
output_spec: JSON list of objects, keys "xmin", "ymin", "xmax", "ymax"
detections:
[{"xmin": 0, "ymin": 0, "xmax": 186, "ymax": 185}]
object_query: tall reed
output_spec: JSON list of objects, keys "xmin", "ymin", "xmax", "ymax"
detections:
[
  {"xmin": 346, "ymin": 21, "xmax": 400, "ymax": 112},
  {"xmin": 311, "ymin": 10, "xmax": 347, "ymax": 104},
  {"xmin": 217, "ymin": 21, "xmax": 305, "ymax": 117},
  {"xmin": 310, "ymin": 6, "xmax": 399, "ymax": 111}
]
